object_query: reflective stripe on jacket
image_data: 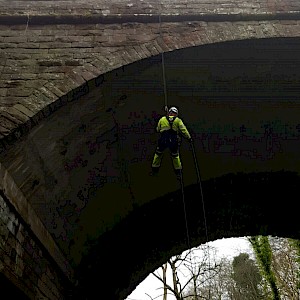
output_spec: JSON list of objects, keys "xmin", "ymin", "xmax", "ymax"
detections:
[{"xmin": 156, "ymin": 116, "xmax": 191, "ymax": 139}]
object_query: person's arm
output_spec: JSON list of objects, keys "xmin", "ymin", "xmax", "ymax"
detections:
[
  {"xmin": 178, "ymin": 119, "xmax": 191, "ymax": 139},
  {"xmin": 156, "ymin": 118, "xmax": 161, "ymax": 132}
]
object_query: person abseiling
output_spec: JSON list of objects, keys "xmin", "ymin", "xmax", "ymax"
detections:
[{"xmin": 151, "ymin": 106, "xmax": 192, "ymax": 178}]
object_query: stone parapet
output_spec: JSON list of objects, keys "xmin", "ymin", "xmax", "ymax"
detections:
[{"xmin": 0, "ymin": 0, "xmax": 299, "ymax": 18}]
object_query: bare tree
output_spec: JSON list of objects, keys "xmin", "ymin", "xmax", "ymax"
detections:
[
  {"xmin": 162, "ymin": 263, "xmax": 168, "ymax": 300},
  {"xmin": 152, "ymin": 244, "xmax": 221, "ymax": 300},
  {"xmin": 269, "ymin": 237, "xmax": 300, "ymax": 299},
  {"xmin": 185, "ymin": 252, "xmax": 266, "ymax": 300},
  {"xmin": 185, "ymin": 256, "xmax": 235, "ymax": 300},
  {"xmin": 144, "ymin": 237, "xmax": 299, "ymax": 300},
  {"xmin": 152, "ymin": 252, "xmax": 188, "ymax": 300},
  {"xmin": 183, "ymin": 245, "xmax": 222, "ymax": 299}
]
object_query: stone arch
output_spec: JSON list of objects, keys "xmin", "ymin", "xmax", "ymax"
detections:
[
  {"xmin": 1, "ymin": 19, "xmax": 300, "ymax": 146},
  {"xmin": 60, "ymin": 36, "xmax": 300, "ymax": 299}
]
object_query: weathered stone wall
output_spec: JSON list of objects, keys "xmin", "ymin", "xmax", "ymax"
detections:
[
  {"xmin": 0, "ymin": 191, "xmax": 70, "ymax": 299},
  {"xmin": 0, "ymin": 0, "xmax": 300, "ymax": 19},
  {"xmin": 0, "ymin": 157, "xmax": 74, "ymax": 298}
]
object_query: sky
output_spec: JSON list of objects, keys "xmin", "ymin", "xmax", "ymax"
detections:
[{"xmin": 125, "ymin": 237, "xmax": 252, "ymax": 300}]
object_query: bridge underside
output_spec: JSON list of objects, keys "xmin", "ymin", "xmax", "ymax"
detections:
[
  {"xmin": 66, "ymin": 37, "xmax": 300, "ymax": 299},
  {"xmin": 0, "ymin": 273, "xmax": 30, "ymax": 299},
  {"xmin": 1, "ymin": 37, "xmax": 300, "ymax": 299},
  {"xmin": 75, "ymin": 171, "xmax": 300, "ymax": 299},
  {"xmin": 42, "ymin": 37, "xmax": 300, "ymax": 299}
]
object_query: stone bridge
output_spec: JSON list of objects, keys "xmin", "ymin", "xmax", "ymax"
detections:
[{"xmin": 0, "ymin": 0, "xmax": 300, "ymax": 299}]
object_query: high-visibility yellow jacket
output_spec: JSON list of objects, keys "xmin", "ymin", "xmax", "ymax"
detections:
[{"xmin": 156, "ymin": 116, "xmax": 191, "ymax": 139}]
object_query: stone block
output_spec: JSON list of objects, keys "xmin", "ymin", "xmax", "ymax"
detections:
[
  {"xmin": 13, "ymin": 104, "xmax": 35, "ymax": 118},
  {"xmin": 7, "ymin": 219, "xmax": 16, "ymax": 235}
]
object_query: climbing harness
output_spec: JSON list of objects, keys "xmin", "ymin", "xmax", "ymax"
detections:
[{"xmin": 167, "ymin": 115, "xmax": 176, "ymax": 128}]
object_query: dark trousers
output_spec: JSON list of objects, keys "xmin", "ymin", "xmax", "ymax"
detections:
[{"xmin": 152, "ymin": 131, "xmax": 182, "ymax": 170}]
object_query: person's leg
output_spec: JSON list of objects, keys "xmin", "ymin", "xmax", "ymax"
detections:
[
  {"xmin": 170, "ymin": 137, "xmax": 182, "ymax": 177},
  {"xmin": 151, "ymin": 136, "xmax": 166, "ymax": 175},
  {"xmin": 151, "ymin": 150, "xmax": 163, "ymax": 175}
]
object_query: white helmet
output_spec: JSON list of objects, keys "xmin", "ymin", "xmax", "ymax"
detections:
[{"xmin": 168, "ymin": 107, "xmax": 178, "ymax": 115}]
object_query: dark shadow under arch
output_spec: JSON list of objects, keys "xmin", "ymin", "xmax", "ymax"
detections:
[
  {"xmin": 73, "ymin": 170, "xmax": 300, "ymax": 299},
  {"xmin": 0, "ymin": 273, "xmax": 30, "ymax": 300}
]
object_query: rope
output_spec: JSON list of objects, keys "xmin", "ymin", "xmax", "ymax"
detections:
[
  {"xmin": 25, "ymin": 14, "xmax": 30, "ymax": 33},
  {"xmin": 157, "ymin": 3, "xmax": 212, "ymax": 295},
  {"xmin": 157, "ymin": 2, "xmax": 210, "ymax": 288},
  {"xmin": 157, "ymin": 1, "xmax": 194, "ymax": 272},
  {"xmin": 158, "ymin": 4, "xmax": 168, "ymax": 110},
  {"xmin": 190, "ymin": 140, "xmax": 212, "ymax": 294},
  {"xmin": 157, "ymin": 0, "xmax": 191, "ymax": 251},
  {"xmin": 178, "ymin": 172, "xmax": 192, "ymax": 251},
  {"xmin": 190, "ymin": 141, "xmax": 208, "ymax": 242},
  {"xmin": 158, "ymin": 4, "xmax": 189, "ymax": 244}
]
